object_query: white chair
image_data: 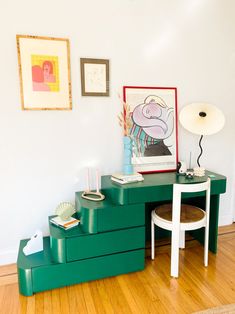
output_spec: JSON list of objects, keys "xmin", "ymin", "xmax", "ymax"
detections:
[{"xmin": 151, "ymin": 179, "xmax": 211, "ymax": 278}]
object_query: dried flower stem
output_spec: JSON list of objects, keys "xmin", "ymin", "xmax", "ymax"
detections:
[{"xmin": 118, "ymin": 94, "xmax": 132, "ymax": 136}]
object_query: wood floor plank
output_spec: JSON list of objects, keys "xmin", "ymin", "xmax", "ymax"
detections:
[
  {"xmin": 73, "ymin": 283, "xmax": 88, "ymax": 313},
  {"xmin": 42, "ymin": 290, "xmax": 52, "ymax": 314},
  {"xmin": 58, "ymin": 287, "xmax": 70, "ymax": 314},
  {"xmin": 103, "ymin": 276, "xmax": 133, "ymax": 314},
  {"xmin": 82, "ymin": 282, "xmax": 98, "ymax": 314}
]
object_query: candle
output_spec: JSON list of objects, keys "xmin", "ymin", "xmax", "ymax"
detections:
[
  {"xmin": 86, "ymin": 168, "xmax": 90, "ymax": 191},
  {"xmin": 96, "ymin": 169, "xmax": 99, "ymax": 192}
]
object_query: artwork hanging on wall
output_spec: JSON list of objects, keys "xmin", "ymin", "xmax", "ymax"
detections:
[
  {"xmin": 80, "ymin": 58, "xmax": 109, "ymax": 96},
  {"xmin": 16, "ymin": 35, "xmax": 72, "ymax": 110},
  {"xmin": 123, "ymin": 86, "xmax": 178, "ymax": 173}
]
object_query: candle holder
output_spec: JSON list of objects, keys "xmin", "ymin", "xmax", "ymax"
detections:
[{"xmin": 81, "ymin": 168, "xmax": 105, "ymax": 202}]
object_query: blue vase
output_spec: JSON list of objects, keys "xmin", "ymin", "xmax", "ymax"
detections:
[{"xmin": 123, "ymin": 136, "xmax": 133, "ymax": 175}]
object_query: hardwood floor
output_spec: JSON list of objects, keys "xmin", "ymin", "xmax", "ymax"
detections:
[{"xmin": 1, "ymin": 224, "xmax": 235, "ymax": 314}]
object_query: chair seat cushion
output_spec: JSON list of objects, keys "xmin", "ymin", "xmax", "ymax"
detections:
[{"xmin": 155, "ymin": 204, "xmax": 205, "ymax": 223}]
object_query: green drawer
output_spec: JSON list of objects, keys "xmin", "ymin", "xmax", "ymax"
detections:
[
  {"xmin": 17, "ymin": 237, "xmax": 145, "ymax": 296},
  {"xmin": 66, "ymin": 226, "xmax": 145, "ymax": 262},
  {"xmin": 32, "ymin": 248, "xmax": 145, "ymax": 294},
  {"xmin": 75, "ymin": 192, "xmax": 145, "ymax": 233},
  {"xmin": 97, "ymin": 203, "xmax": 145, "ymax": 232}
]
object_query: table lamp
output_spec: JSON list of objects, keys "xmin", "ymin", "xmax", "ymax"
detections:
[{"xmin": 179, "ymin": 103, "xmax": 225, "ymax": 176}]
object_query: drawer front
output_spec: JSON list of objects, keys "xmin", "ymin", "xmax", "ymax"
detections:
[
  {"xmin": 32, "ymin": 249, "xmax": 145, "ymax": 293},
  {"xmin": 98, "ymin": 203, "xmax": 145, "ymax": 232},
  {"xmin": 66, "ymin": 226, "xmax": 145, "ymax": 262}
]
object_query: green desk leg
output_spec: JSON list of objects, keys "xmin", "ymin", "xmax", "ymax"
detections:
[{"xmin": 208, "ymin": 195, "xmax": 220, "ymax": 253}]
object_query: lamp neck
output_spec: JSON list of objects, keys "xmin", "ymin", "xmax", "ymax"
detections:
[{"xmin": 197, "ymin": 135, "xmax": 204, "ymax": 167}]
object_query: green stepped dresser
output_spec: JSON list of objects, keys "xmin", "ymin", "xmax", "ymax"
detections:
[
  {"xmin": 17, "ymin": 170, "xmax": 226, "ymax": 296},
  {"xmin": 17, "ymin": 196, "xmax": 146, "ymax": 296}
]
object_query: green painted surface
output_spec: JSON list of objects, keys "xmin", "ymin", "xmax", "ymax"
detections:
[
  {"xmin": 50, "ymin": 237, "xmax": 66, "ymax": 263},
  {"xmin": 97, "ymin": 203, "xmax": 145, "ymax": 232},
  {"xmin": 17, "ymin": 237, "xmax": 55, "ymax": 296},
  {"xmin": 66, "ymin": 226, "xmax": 145, "ymax": 262},
  {"xmin": 75, "ymin": 193, "xmax": 145, "ymax": 234},
  {"xmin": 17, "ymin": 237, "xmax": 145, "ymax": 295},
  {"xmin": 49, "ymin": 205, "xmax": 145, "ymax": 263},
  {"xmin": 101, "ymin": 171, "xmax": 226, "ymax": 205},
  {"xmin": 17, "ymin": 267, "xmax": 33, "ymax": 296}
]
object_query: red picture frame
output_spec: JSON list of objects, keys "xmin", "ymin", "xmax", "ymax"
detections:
[{"xmin": 123, "ymin": 86, "xmax": 178, "ymax": 174}]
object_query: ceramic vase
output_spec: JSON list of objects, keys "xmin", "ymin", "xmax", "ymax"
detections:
[{"xmin": 123, "ymin": 136, "xmax": 133, "ymax": 175}]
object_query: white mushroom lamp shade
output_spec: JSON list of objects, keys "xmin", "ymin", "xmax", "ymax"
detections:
[
  {"xmin": 179, "ymin": 103, "xmax": 225, "ymax": 174},
  {"xmin": 179, "ymin": 103, "xmax": 225, "ymax": 136}
]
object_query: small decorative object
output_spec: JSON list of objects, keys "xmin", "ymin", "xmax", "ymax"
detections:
[
  {"xmin": 185, "ymin": 171, "xmax": 194, "ymax": 179},
  {"xmin": 179, "ymin": 103, "xmax": 225, "ymax": 177},
  {"xmin": 193, "ymin": 167, "xmax": 205, "ymax": 177},
  {"xmin": 111, "ymin": 172, "xmax": 144, "ymax": 185},
  {"xmin": 55, "ymin": 202, "xmax": 76, "ymax": 221},
  {"xmin": 176, "ymin": 161, "xmax": 187, "ymax": 175},
  {"xmin": 118, "ymin": 96, "xmax": 134, "ymax": 175},
  {"xmin": 50, "ymin": 216, "xmax": 79, "ymax": 230},
  {"xmin": 16, "ymin": 34, "xmax": 72, "ymax": 110},
  {"xmin": 82, "ymin": 168, "xmax": 105, "ymax": 201},
  {"xmin": 123, "ymin": 86, "xmax": 178, "ymax": 173},
  {"xmin": 23, "ymin": 230, "xmax": 43, "ymax": 256},
  {"xmin": 80, "ymin": 58, "xmax": 109, "ymax": 96}
]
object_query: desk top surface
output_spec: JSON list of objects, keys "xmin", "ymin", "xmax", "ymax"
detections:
[
  {"xmin": 103, "ymin": 170, "xmax": 226, "ymax": 189},
  {"xmin": 101, "ymin": 170, "xmax": 226, "ymax": 205}
]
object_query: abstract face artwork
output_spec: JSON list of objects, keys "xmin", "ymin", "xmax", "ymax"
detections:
[
  {"xmin": 131, "ymin": 95, "xmax": 174, "ymax": 157},
  {"xmin": 123, "ymin": 86, "xmax": 178, "ymax": 173},
  {"xmin": 31, "ymin": 55, "xmax": 59, "ymax": 92},
  {"xmin": 17, "ymin": 35, "xmax": 71, "ymax": 110}
]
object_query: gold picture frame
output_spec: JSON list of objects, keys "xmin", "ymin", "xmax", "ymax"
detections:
[
  {"xmin": 16, "ymin": 34, "xmax": 72, "ymax": 110},
  {"xmin": 80, "ymin": 58, "xmax": 109, "ymax": 96}
]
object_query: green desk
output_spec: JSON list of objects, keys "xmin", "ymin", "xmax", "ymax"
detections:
[
  {"xmin": 100, "ymin": 170, "xmax": 226, "ymax": 253},
  {"xmin": 17, "ymin": 170, "xmax": 226, "ymax": 296}
]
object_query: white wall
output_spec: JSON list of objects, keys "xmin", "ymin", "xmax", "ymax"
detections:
[{"xmin": 0, "ymin": 0, "xmax": 235, "ymax": 265}]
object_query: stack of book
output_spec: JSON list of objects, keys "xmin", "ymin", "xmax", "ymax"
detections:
[
  {"xmin": 111, "ymin": 172, "xmax": 144, "ymax": 185},
  {"xmin": 50, "ymin": 216, "xmax": 80, "ymax": 230}
]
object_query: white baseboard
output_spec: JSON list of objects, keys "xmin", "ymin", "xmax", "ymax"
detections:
[
  {"xmin": 0, "ymin": 249, "xmax": 18, "ymax": 266},
  {"xmin": 219, "ymin": 214, "xmax": 234, "ymax": 226}
]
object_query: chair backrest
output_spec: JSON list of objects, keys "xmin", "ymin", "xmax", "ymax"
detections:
[{"xmin": 172, "ymin": 178, "xmax": 211, "ymax": 227}]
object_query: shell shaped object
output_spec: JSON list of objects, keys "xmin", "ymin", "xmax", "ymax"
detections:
[{"xmin": 55, "ymin": 202, "xmax": 76, "ymax": 221}]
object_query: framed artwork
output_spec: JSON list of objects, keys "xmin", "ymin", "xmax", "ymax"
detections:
[
  {"xmin": 80, "ymin": 58, "xmax": 109, "ymax": 96},
  {"xmin": 123, "ymin": 86, "xmax": 178, "ymax": 173},
  {"xmin": 16, "ymin": 35, "xmax": 72, "ymax": 110}
]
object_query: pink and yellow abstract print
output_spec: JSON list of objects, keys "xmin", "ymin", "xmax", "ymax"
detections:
[{"xmin": 31, "ymin": 55, "xmax": 60, "ymax": 92}]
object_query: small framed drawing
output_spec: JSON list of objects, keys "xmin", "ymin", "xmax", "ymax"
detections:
[
  {"xmin": 16, "ymin": 35, "xmax": 72, "ymax": 110},
  {"xmin": 123, "ymin": 86, "xmax": 178, "ymax": 173},
  {"xmin": 80, "ymin": 58, "xmax": 109, "ymax": 96}
]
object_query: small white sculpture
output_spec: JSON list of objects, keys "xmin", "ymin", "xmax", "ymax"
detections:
[
  {"xmin": 23, "ymin": 230, "xmax": 43, "ymax": 256},
  {"xmin": 55, "ymin": 202, "xmax": 76, "ymax": 221}
]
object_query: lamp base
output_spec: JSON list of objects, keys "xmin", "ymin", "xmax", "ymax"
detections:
[{"xmin": 193, "ymin": 167, "xmax": 205, "ymax": 177}]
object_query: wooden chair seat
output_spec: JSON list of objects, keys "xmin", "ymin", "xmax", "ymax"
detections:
[{"xmin": 155, "ymin": 204, "xmax": 205, "ymax": 223}]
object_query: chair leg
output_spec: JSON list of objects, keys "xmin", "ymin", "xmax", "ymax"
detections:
[
  {"xmin": 179, "ymin": 230, "xmax": 185, "ymax": 249},
  {"xmin": 151, "ymin": 219, "xmax": 155, "ymax": 260},
  {"xmin": 204, "ymin": 226, "xmax": 209, "ymax": 267},
  {"xmin": 171, "ymin": 230, "xmax": 179, "ymax": 277}
]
